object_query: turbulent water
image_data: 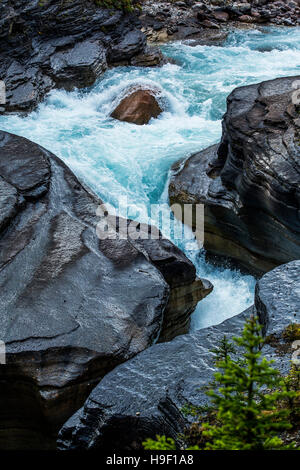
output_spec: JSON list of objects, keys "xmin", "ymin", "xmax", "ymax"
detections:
[{"xmin": 1, "ymin": 27, "xmax": 300, "ymax": 329}]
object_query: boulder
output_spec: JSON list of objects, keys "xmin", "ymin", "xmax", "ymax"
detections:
[
  {"xmin": 0, "ymin": 131, "xmax": 211, "ymax": 449},
  {"xmin": 0, "ymin": 0, "xmax": 162, "ymax": 113},
  {"xmin": 169, "ymin": 76, "xmax": 300, "ymax": 275},
  {"xmin": 238, "ymin": 14, "xmax": 256, "ymax": 22},
  {"xmin": 49, "ymin": 39, "xmax": 107, "ymax": 91},
  {"xmin": 130, "ymin": 46, "xmax": 166, "ymax": 67},
  {"xmin": 111, "ymin": 89, "xmax": 163, "ymax": 125},
  {"xmin": 58, "ymin": 260, "xmax": 300, "ymax": 450}
]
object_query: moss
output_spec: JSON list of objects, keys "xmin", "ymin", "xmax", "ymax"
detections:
[
  {"xmin": 92, "ymin": 0, "xmax": 136, "ymax": 13},
  {"xmin": 265, "ymin": 324, "xmax": 300, "ymax": 357},
  {"xmin": 282, "ymin": 323, "xmax": 300, "ymax": 342}
]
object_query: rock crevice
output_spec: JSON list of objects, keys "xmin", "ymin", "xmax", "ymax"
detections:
[{"xmin": 169, "ymin": 76, "xmax": 300, "ymax": 274}]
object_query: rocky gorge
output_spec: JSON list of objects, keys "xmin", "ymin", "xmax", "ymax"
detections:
[
  {"xmin": 0, "ymin": 130, "xmax": 212, "ymax": 449},
  {"xmin": 0, "ymin": 0, "xmax": 299, "ymax": 453},
  {"xmin": 169, "ymin": 75, "xmax": 300, "ymax": 275}
]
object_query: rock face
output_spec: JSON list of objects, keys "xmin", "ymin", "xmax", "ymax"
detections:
[
  {"xmin": 111, "ymin": 89, "xmax": 163, "ymax": 125},
  {"xmin": 0, "ymin": 0, "xmax": 163, "ymax": 113},
  {"xmin": 140, "ymin": 0, "xmax": 300, "ymax": 44},
  {"xmin": 58, "ymin": 260, "xmax": 300, "ymax": 451},
  {"xmin": 169, "ymin": 76, "xmax": 300, "ymax": 274},
  {"xmin": 0, "ymin": 130, "xmax": 211, "ymax": 449}
]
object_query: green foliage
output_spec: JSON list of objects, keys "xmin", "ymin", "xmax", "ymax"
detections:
[
  {"xmin": 39, "ymin": 0, "xmax": 137, "ymax": 13},
  {"xmin": 202, "ymin": 316, "xmax": 297, "ymax": 450},
  {"xmin": 92, "ymin": 0, "xmax": 136, "ymax": 13},
  {"xmin": 282, "ymin": 364, "xmax": 300, "ymax": 426},
  {"xmin": 282, "ymin": 323, "xmax": 300, "ymax": 342},
  {"xmin": 143, "ymin": 316, "xmax": 299, "ymax": 451},
  {"xmin": 143, "ymin": 435, "xmax": 176, "ymax": 450}
]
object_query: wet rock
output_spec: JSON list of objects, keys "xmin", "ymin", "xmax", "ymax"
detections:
[
  {"xmin": 201, "ymin": 19, "xmax": 220, "ymax": 28},
  {"xmin": 0, "ymin": 0, "xmax": 156, "ymax": 113},
  {"xmin": 212, "ymin": 10, "xmax": 230, "ymax": 22},
  {"xmin": 238, "ymin": 14, "xmax": 256, "ymax": 22},
  {"xmin": 107, "ymin": 30, "xmax": 146, "ymax": 63},
  {"xmin": 111, "ymin": 89, "xmax": 163, "ymax": 125},
  {"xmin": 140, "ymin": 0, "xmax": 299, "ymax": 37},
  {"xmin": 0, "ymin": 131, "xmax": 211, "ymax": 449},
  {"xmin": 49, "ymin": 40, "xmax": 107, "ymax": 91},
  {"xmin": 58, "ymin": 260, "xmax": 300, "ymax": 451},
  {"xmin": 130, "ymin": 46, "xmax": 165, "ymax": 67},
  {"xmin": 169, "ymin": 76, "xmax": 300, "ymax": 275}
]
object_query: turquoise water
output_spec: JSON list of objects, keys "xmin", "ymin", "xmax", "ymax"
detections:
[{"xmin": 1, "ymin": 27, "xmax": 299, "ymax": 329}]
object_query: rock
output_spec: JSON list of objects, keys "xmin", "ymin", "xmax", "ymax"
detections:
[
  {"xmin": 58, "ymin": 261, "xmax": 300, "ymax": 450},
  {"xmin": 238, "ymin": 14, "xmax": 256, "ymax": 22},
  {"xmin": 111, "ymin": 89, "xmax": 163, "ymax": 125},
  {"xmin": 212, "ymin": 10, "xmax": 230, "ymax": 22},
  {"xmin": 201, "ymin": 19, "xmax": 220, "ymax": 28},
  {"xmin": 0, "ymin": 131, "xmax": 211, "ymax": 449},
  {"xmin": 107, "ymin": 30, "xmax": 146, "ymax": 63},
  {"xmin": 49, "ymin": 40, "xmax": 107, "ymax": 91},
  {"xmin": 0, "ymin": 0, "xmax": 159, "ymax": 113},
  {"xmin": 169, "ymin": 76, "xmax": 300, "ymax": 275},
  {"xmin": 130, "ymin": 46, "xmax": 165, "ymax": 67}
]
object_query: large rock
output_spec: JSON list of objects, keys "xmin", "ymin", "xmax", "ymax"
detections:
[
  {"xmin": 169, "ymin": 76, "xmax": 300, "ymax": 274},
  {"xmin": 0, "ymin": 130, "xmax": 211, "ymax": 449},
  {"xmin": 0, "ymin": 0, "xmax": 163, "ymax": 113},
  {"xmin": 111, "ymin": 89, "xmax": 163, "ymax": 125},
  {"xmin": 58, "ymin": 260, "xmax": 300, "ymax": 451}
]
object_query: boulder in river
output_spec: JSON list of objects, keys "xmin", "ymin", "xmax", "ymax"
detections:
[
  {"xmin": 111, "ymin": 89, "xmax": 163, "ymax": 125},
  {"xmin": 169, "ymin": 76, "xmax": 300, "ymax": 275},
  {"xmin": 0, "ymin": 130, "xmax": 212, "ymax": 449},
  {"xmin": 58, "ymin": 260, "xmax": 300, "ymax": 450}
]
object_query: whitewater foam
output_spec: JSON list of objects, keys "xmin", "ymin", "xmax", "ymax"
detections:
[{"xmin": 1, "ymin": 27, "xmax": 299, "ymax": 329}]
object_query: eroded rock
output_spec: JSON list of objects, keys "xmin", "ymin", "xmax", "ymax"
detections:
[
  {"xmin": 169, "ymin": 76, "xmax": 300, "ymax": 274},
  {"xmin": 0, "ymin": 131, "xmax": 211, "ymax": 449},
  {"xmin": 57, "ymin": 260, "xmax": 300, "ymax": 451}
]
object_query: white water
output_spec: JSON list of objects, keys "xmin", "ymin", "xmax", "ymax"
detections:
[{"xmin": 1, "ymin": 27, "xmax": 299, "ymax": 329}]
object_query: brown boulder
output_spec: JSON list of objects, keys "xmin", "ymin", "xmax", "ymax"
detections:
[
  {"xmin": 238, "ymin": 15, "xmax": 256, "ymax": 23},
  {"xmin": 111, "ymin": 89, "xmax": 162, "ymax": 125}
]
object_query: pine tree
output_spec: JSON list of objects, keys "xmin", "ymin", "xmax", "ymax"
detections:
[
  {"xmin": 282, "ymin": 364, "xmax": 300, "ymax": 427},
  {"xmin": 203, "ymin": 316, "xmax": 297, "ymax": 450},
  {"xmin": 143, "ymin": 316, "xmax": 298, "ymax": 451}
]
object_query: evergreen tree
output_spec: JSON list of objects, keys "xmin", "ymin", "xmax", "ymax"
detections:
[
  {"xmin": 143, "ymin": 316, "xmax": 298, "ymax": 451},
  {"xmin": 203, "ymin": 316, "xmax": 297, "ymax": 450}
]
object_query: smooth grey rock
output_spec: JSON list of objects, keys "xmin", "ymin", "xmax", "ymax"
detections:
[{"xmin": 57, "ymin": 260, "xmax": 300, "ymax": 450}]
